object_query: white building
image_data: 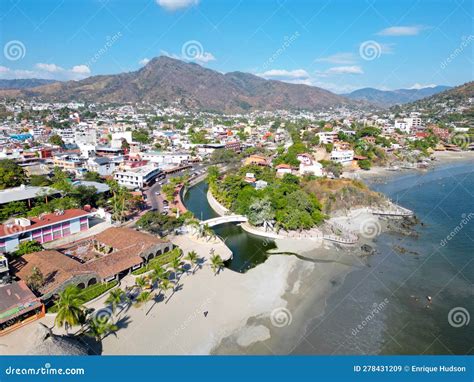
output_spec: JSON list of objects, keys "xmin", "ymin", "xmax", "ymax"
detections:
[
  {"xmin": 330, "ymin": 149, "xmax": 354, "ymax": 164},
  {"xmin": 299, "ymin": 162, "xmax": 323, "ymax": 177},
  {"xmin": 114, "ymin": 166, "xmax": 163, "ymax": 189},
  {"xmin": 317, "ymin": 131, "xmax": 338, "ymax": 144},
  {"xmin": 403, "ymin": 117, "xmax": 422, "ymax": 130},
  {"xmin": 111, "ymin": 131, "xmax": 133, "ymax": 148},
  {"xmin": 84, "ymin": 157, "xmax": 115, "ymax": 176},
  {"xmin": 395, "ymin": 120, "xmax": 410, "ymax": 134},
  {"xmin": 141, "ymin": 151, "xmax": 190, "ymax": 166}
]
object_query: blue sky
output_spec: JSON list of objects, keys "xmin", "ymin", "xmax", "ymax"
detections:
[{"xmin": 0, "ymin": 0, "xmax": 472, "ymax": 93}]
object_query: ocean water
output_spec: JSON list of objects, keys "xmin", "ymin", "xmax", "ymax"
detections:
[{"xmin": 288, "ymin": 161, "xmax": 474, "ymax": 355}]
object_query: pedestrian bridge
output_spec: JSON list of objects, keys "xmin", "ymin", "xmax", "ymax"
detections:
[{"xmin": 201, "ymin": 215, "xmax": 248, "ymax": 227}]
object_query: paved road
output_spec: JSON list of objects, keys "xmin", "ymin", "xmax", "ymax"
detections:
[{"xmin": 145, "ymin": 163, "xmax": 208, "ymax": 212}]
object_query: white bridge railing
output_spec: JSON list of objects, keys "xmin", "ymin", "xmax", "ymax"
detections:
[{"xmin": 201, "ymin": 215, "xmax": 248, "ymax": 227}]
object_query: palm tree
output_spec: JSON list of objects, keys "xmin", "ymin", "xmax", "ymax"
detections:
[
  {"xmin": 184, "ymin": 251, "xmax": 199, "ymax": 274},
  {"xmin": 105, "ymin": 288, "xmax": 127, "ymax": 314},
  {"xmin": 187, "ymin": 218, "xmax": 201, "ymax": 236},
  {"xmin": 54, "ymin": 285, "xmax": 86, "ymax": 333},
  {"xmin": 169, "ymin": 257, "xmax": 183, "ymax": 282},
  {"xmin": 135, "ymin": 276, "xmax": 147, "ymax": 290},
  {"xmin": 86, "ymin": 316, "xmax": 118, "ymax": 341},
  {"xmin": 150, "ymin": 264, "xmax": 169, "ymax": 285},
  {"xmin": 159, "ymin": 279, "xmax": 173, "ymax": 303},
  {"xmin": 134, "ymin": 291, "xmax": 152, "ymax": 308},
  {"xmin": 201, "ymin": 224, "xmax": 215, "ymax": 241},
  {"xmin": 210, "ymin": 254, "xmax": 225, "ymax": 276}
]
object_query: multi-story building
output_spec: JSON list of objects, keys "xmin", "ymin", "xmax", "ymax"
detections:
[
  {"xmin": 114, "ymin": 166, "xmax": 163, "ymax": 189},
  {"xmin": 0, "ymin": 209, "xmax": 92, "ymax": 253},
  {"xmin": 53, "ymin": 154, "xmax": 83, "ymax": 170},
  {"xmin": 84, "ymin": 157, "xmax": 115, "ymax": 176},
  {"xmin": 330, "ymin": 149, "xmax": 354, "ymax": 164},
  {"xmin": 141, "ymin": 151, "xmax": 190, "ymax": 166},
  {"xmin": 317, "ymin": 131, "xmax": 338, "ymax": 144},
  {"xmin": 395, "ymin": 120, "xmax": 410, "ymax": 134}
]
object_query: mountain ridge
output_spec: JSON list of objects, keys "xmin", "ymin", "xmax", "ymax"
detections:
[
  {"xmin": 0, "ymin": 56, "xmax": 360, "ymax": 113},
  {"xmin": 343, "ymin": 85, "xmax": 451, "ymax": 107}
]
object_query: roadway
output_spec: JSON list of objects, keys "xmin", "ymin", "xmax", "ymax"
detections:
[{"xmin": 145, "ymin": 163, "xmax": 208, "ymax": 213}]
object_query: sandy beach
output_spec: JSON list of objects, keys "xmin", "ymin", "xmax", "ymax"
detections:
[{"xmin": 357, "ymin": 151, "xmax": 474, "ymax": 182}]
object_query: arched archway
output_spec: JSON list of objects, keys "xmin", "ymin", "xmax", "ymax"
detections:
[
  {"xmin": 87, "ymin": 278, "xmax": 97, "ymax": 287},
  {"xmin": 77, "ymin": 283, "xmax": 85, "ymax": 289}
]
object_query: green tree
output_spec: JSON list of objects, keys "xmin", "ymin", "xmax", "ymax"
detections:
[
  {"xmin": 54, "ymin": 285, "xmax": 86, "ymax": 333},
  {"xmin": 358, "ymin": 159, "xmax": 371, "ymax": 170},
  {"xmin": 209, "ymin": 254, "xmax": 224, "ymax": 275},
  {"xmin": 13, "ymin": 240, "xmax": 43, "ymax": 257},
  {"xmin": 247, "ymin": 197, "xmax": 275, "ymax": 226},
  {"xmin": 26, "ymin": 266, "xmax": 44, "ymax": 293},
  {"xmin": 29, "ymin": 175, "xmax": 51, "ymax": 187},
  {"xmin": 211, "ymin": 149, "xmax": 239, "ymax": 164},
  {"xmin": 0, "ymin": 201, "xmax": 27, "ymax": 221},
  {"xmin": 184, "ymin": 251, "xmax": 199, "ymax": 274},
  {"xmin": 132, "ymin": 128, "xmax": 151, "ymax": 144},
  {"xmin": 83, "ymin": 171, "xmax": 103, "ymax": 182},
  {"xmin": 134, "ymin": 291, "xmax": 153, "ymax": 308},
  {"xmin": 49, "ymin": 134, "xmax": 65, "ymax": 148},
  {"xmin": 105, "ymin": 288, "xmax": 128, "ymax": 314},
  {"xmin": 0, "ymin": 159, "xmax": 27, "ymax": 189},
  {"xmin": 159, "ymin": 279, "xmax": 173, "ymax": 303},
  {"xmin": 86, "ymin": 316, "xmax": 118, "ymax": 341}
]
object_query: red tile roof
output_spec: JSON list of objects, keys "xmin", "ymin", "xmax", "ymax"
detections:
[
  {"xmin": 0, "ymin": 280, "xmax": 42, "ymax": 324},
  {"xmin": 0, "ymin": 209, "xmax": 90, "ymax": 238}
]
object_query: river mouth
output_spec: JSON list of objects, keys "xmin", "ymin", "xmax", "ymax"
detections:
[{"xmin": 183, "ymin": 181, "xmax": 276, "ymax": 273}]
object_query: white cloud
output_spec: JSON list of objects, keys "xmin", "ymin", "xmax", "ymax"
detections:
[
  {"xmin": 71, "ymin": 65, "xmax": 91, "ymax": 74},
  {"xmin": 0, "ymin": 63, "xmax": 91, "ymax": 81},
  {"xmin": 377, "ymin": 26, "xmax": 425, "ymax": 36},
  {"xmin": 325, "ymin": 66, "xmax": 363, "ymax": 75},
  {"xmin": 315, "ymin": 52, "xmax": 356, "ymax": 65},
  {"xmin": 409, "ymin": 83, "xmax": 437, "ymax": 90},
  {"xmin": 156, "ymin": 0, "xmax": 199, "ymax": 11},
  {"xmin": 194, "ymin": 52, "xmax": 215, "ymax": 63},
  {"xmin": 139, "ymin": 58, "xmax": 150, "ymax": 66},
  {"xmin": 35, "ymin": 63, "xmax": 63, "ymax": 72},
  {"xmin": 258, "ymin": 69, "xmax": 310, "ymax": 80}
]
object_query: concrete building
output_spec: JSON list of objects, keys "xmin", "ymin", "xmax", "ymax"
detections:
[
  {"xmin": 317, "ymin": 131, "xmax": 338, "ymax": 144},
  {"xmin": 114, "ymin": 166, "xmax": 163, "ymax": 189},
  {"xmin": 84, "ymin": 157, "xmax": 115, "ymax": 176},
  {"xmin": 330, "ymin": 149, "xmax": 354, "ymax": 164},
  {"xmin": 141, "ymin": 151, "xmax": 190, "ymax": 166},
  {"xmin": 0, "ymin": 209, "xmax": 92, "ymax": 253}
]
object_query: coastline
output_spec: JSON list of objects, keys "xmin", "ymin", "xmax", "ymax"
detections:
[
  {"xmin": 357, "ymin": 151, "xmax": 474, "ymax": 183},
  {"xmin": 2, "ymin": 152, "xmax": 473, "ymax": 356}
]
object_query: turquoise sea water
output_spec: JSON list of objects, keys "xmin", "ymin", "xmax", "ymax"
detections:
[{"xmin": 290, "ymin": 161, "xmax": 474, "ymax": 354}]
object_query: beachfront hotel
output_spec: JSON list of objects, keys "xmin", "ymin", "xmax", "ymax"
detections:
[
  {"xmin": 11, "ymin": 227, "xmax": 173, "ymax": 299},
  {"xmin": 0, "ymin": 209, "xmax": 93, "ymax": 253}
]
